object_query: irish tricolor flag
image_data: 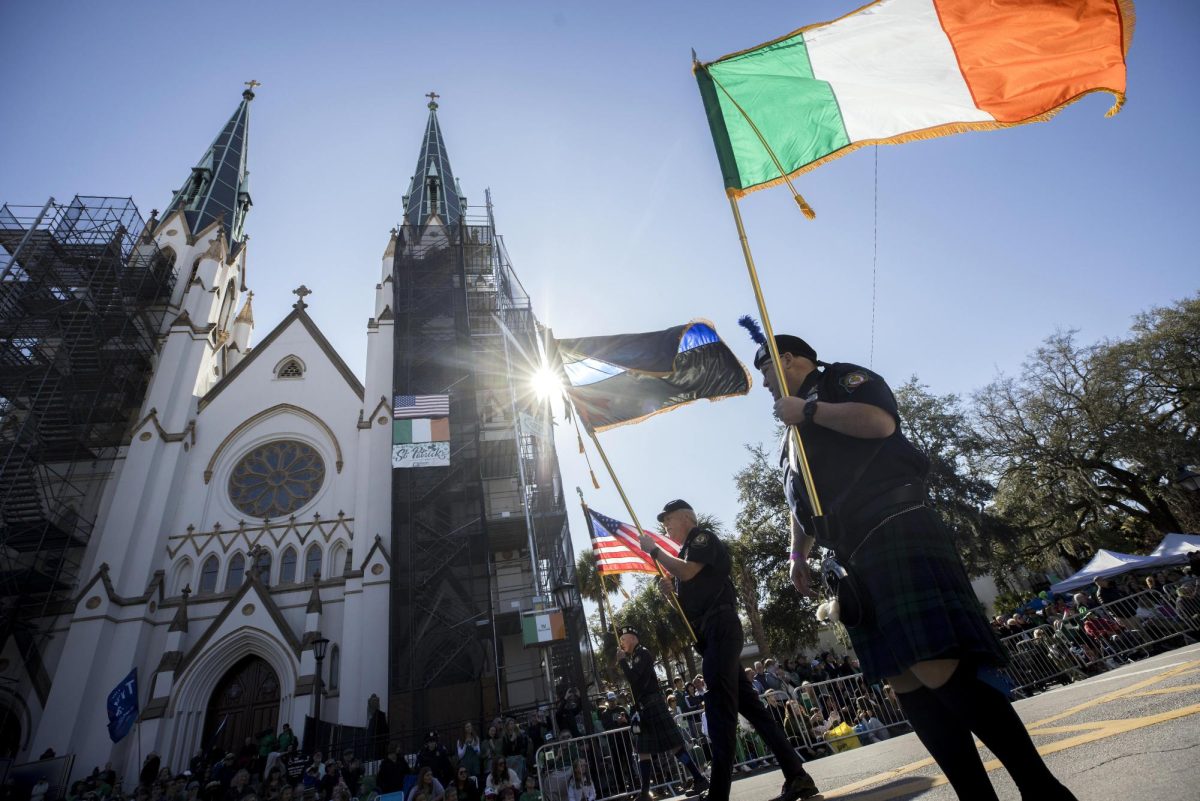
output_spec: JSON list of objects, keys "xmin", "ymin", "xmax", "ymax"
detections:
[{"xmin": 696, "ymin": 0, "xmax": 1133, "ymax": 196}]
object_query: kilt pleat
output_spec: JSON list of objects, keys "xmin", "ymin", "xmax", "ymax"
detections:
[
  {"xmin": 634, "ymin": 695, "xmax": 684, "ymax": 754},
  {"xmin": 838, "ymin": 505, "xmax": 1006, "ymax": 681}
]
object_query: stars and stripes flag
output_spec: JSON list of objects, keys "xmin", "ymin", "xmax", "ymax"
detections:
[
  {"xmin": 587, "ymin": 507, "xmax": 680, "ymax": 575},
  {"xmin": 393, "ymin": 394, "xmax": 449, "ymax": 419}
]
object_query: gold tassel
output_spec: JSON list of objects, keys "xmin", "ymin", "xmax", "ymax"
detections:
[
  {"xmin": 619, "ymin": 584, "xmax": 631, "ymax": 601},
  {"xmin": 794, "ymin": 193, "xmax": 816, "ymax": 220},
  {"xmin": 578, "ymin": 431, "xmax": 585, "ymax": 453},
  {"xmin": 1105, "ymin": 92, "xmax": 1126, "ymax": 118},
  {"xmin": 591, "ymin": 469, "xmax": 601, "ymax": 489}
]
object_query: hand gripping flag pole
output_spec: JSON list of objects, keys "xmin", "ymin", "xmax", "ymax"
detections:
[
  {"xmin": 581, "ymin": 426, "xmax": 699, "ymax": 644},
  {"xmin": 576, "ymin": 487, "xmax": 623, "ymax": 644}
]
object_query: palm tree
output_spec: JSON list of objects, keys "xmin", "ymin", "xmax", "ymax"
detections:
[{"xmin": 576, "ymin": 549, "xmax": 621, "ymax": 638}]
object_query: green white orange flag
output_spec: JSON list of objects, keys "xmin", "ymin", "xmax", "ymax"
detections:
[{"xmin": 695, "ymin": 0, "xmax": 1133, "ymax": 197}]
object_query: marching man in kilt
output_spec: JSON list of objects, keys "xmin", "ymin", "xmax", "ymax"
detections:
[
  {"xmin": 616, "ymin": 624, "xmax": 709, "ymax": 801},
  {"xmin": 749, "ymin": 325, "xmax": 1078, "ymax": 801}
]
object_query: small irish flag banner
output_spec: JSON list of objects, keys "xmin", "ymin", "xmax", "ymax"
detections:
[
  {"xmin": 696, "ymin": 0, "xmax": 1133, "ymax": 196},
  {"xmin": 521, "ymin": 609, "xmax": 567, "ymax": 646},
  {"xmin": 392, "ymin": 393, "xmax": 451, "ymax": 469}
]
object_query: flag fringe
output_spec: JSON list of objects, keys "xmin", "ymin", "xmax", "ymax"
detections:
[
  {"xmin": 724, "ymin": 86, "xmax": 1129, "ymax": 200},
  {"xmin": 1117, "ymin": 0, "xmax": 1136, "ymax": 57}
]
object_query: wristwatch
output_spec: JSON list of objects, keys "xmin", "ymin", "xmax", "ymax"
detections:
[{"xmin": 803, "ymin": 400, "xmax": 819, "ymax": 426}]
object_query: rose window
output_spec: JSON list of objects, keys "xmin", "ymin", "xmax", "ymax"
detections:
[{"xmin": 228, "ymin": 440, "xmax": 325, "ymax": 518}]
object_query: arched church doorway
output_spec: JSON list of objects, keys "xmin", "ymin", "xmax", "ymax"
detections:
[
  {"xmin": 0, "ymin": 706, "xmax": 21, "ymax": 759},
  {"xmin": 203, "ymin": 655, "xmax": 280, "ymax": 755}
]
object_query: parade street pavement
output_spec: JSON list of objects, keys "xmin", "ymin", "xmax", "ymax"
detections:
[{"xmin": 709, "ymin": 643, "xmax": 1200, "ymax": 800}]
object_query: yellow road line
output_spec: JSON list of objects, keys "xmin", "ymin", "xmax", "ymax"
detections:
[
  {"xmin": 816, "ymin": 660, "xmax": 1200, "ymax": 800},
  {"xmin": 1025, "ymin": 659, "xmax": 1199, "ymax": 729},
  {"xmin": 1123, "ymin": 683, "xmax": 1200, "ymax": 699}
]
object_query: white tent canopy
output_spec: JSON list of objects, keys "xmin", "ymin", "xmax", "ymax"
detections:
[
  {"xmin": 1050, "ymin": 549, "xmax": 1162, "ymax": 595},
  {"xmin": 1148, "ymin": 532, "xmax": 1200, "ymax": 564}
]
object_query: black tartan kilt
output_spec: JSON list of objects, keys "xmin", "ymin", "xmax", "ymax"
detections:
[
  {"xmin": 838, "ymin": 504, "xmax": 1007, "ymax": 681},
  {"xmin": 634, "ymin": 695, "xmax": 684, "ymax": 755}
]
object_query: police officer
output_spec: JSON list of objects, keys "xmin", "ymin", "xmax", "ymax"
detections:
[
  {"xmin": 756, "ymin": 334, "xmax": 1077, "ymax": 801},
  {"xmin": 640, "ymin": 501, "xmax": 820, "ymax": 801},
  {"xmin": 615, "ymin": 624, "xmax": 708, "ymax": 800}
]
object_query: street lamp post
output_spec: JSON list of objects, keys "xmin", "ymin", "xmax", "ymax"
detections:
[
  {"xmin": 312, "ymin": 636, "xmax": 330, "ymax": 752},
  {"xmin": 552, "ymin": 581, "xmax": 594, "ymax": 733}
]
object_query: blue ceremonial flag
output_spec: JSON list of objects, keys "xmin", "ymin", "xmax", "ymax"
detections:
[
  {"xmin": 552, "ymin": 320, "xmax": 751, "ymax": 432},
  {"xmin": 106, "ymin": 668, "xmax": 139, "ymax": 743}
]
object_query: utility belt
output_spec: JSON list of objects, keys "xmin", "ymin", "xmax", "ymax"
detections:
[
  {"xmin": 818, "ymin": 483, "xmax": 927, "ymax": 550},
  {"xmin": 845, "ymin": 483, "xmax": 927, "ymax": 534},
  {"xmin": 635, "ymin": 691, "xmax": 663, "ymax": 710}
]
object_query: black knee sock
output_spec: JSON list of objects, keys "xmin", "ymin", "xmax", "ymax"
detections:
[
  {"xmin": 676, "ymin": 749, "xmax": 703, "ymax": 781},
  {"xmin": 896, "ymin": 686, "xmax": 999, "ymax": 801},
  {"xmin": 639, "ymin": 759, "xmax": 653, "ymax": 793},
  {"xmin": 930, "ymin": 663, "xmax": 1075, "ymax": 800}
]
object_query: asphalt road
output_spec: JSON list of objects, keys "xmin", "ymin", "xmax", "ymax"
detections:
[{"xmin": 714, "ymin": 643, "xmax": 1200, "ymax": 800}]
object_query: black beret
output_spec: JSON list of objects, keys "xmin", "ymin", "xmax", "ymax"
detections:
[
  {"xmin": 656, "ymin": 499, "xmax": 694, "ymax": 522},
  {"xmin": 753, "ymin": 335, "xmax": 818, "ymax": 369},
  {"xmin": 619, "ymin": 625, "xmax": 640, "ymax": 638}
]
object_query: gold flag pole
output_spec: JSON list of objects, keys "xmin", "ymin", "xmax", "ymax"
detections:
[
  {"xmin": 582, "ymin": 427, "xmax": 699, "ymax": 643},
  {"xmin": 728, "ymin": 195, "xmax": 824, "ymax": 521},
  {"xmin": 577, "ymin": 487, "xmax": 623, "ymax": 643},
  {"xmin": 695, "ymin": 57, "xmax": 826, "ymax": 524}
]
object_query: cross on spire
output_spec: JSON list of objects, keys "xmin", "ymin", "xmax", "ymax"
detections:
[
  {"xmin": 293, "ymin": 285, "xmax": 312, "ymax": 308},
  {"xmin": 426, "ymin": 91, "xmax": 440, "ymax": 109},
  {"xmin": 243, "ymin": 79, "xmax": 261, "ymax": 100}
]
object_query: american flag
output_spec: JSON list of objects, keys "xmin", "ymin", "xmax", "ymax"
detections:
[
  {"xmin": 588, "ymin": 508, "xmax": 680, "ymax": 575},
  {"xmin": 393, "ymin": 394, "xmax": 449, "ymax": 419}
]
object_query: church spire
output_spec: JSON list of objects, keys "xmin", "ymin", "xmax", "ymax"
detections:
[
  {"xmin": 163, "ymin": 83, "xmax": 256, "ymax": 249},
  {"xmin": 402, "ymin": 92, "xmax": 465, "ymax": 230}
]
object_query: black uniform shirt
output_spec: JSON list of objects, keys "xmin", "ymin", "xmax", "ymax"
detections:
[
  {"xmin": 675, "ymin": 526, "xmax": 737, "ymax": 624},
  {"xmin": 619, "ymin": 644, "xmax": 660, "ymax": 702},
  {"xmin": 783, "ymin": 362, "xmax": 928, "ymax": 544}
]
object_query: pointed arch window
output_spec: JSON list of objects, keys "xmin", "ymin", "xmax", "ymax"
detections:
[
  {"xmin": 328, "ymin": 645, "xmax": 340, "ymax": 692},
  {"xmin": 171, "ymin": 558, "xmax": 193, "ymax": 596},
  {"xmin": 304, "ymin": 545, "xmax": 322, "ymax": 581},
  {"xmin": 328, "ymin": 542, "xmax": 347, "ymax": 579},
  {"xmin": 199, "ymin": 556, "xmax": 220, "ymax": 595},
  {"xmin": 225, "ymin": 553, "xmax": 246, "ymax": 591},
  {"xmin": 275, "ymin": 357, "xmax": 305, "ymax": 379},
  {"xmin": 280, "ymin": 547, "xmax": 298, "ymax": 584}
]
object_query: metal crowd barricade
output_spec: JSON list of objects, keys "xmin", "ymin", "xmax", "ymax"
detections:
[
  {"xmin": 999, "ymin": 588, "xmax": 1198, "ymax": 695},
  {"xmin": 536, "ymin": 676, "xmax": 919, "ymax": 801},
  {"xmin": 777, "ymin": 673, "xmax": 908, "ymax": 756}
]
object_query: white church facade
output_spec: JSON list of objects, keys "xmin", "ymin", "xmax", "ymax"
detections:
[
  {"xmin": 1, "ymin": 83, "xmax": 586, "ymax": 783},
  {"xmin": 4, "ymin": 86, "xmax": 396, "ymax": 779}
]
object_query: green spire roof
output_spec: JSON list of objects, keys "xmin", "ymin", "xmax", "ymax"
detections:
[
  {"xmin": 402, "ymin": 94, "xmax": 464, "ymax": 230},
  {"xmin": 164, "ymin": 86, "xmax": 254, "ymax": 249}
]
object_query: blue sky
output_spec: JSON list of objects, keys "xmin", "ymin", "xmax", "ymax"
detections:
[{"xmin": 3, "ymin": 1, "xmax": 1196, "ymax": 580}]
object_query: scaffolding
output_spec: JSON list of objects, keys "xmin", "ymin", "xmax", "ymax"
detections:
[
  {"xmin": 389, "ymin": 191, "xmax": 590, "ymax": 741},
  {"xmin": 0, "ymin": 196, "xmax": 173, "ymax": 648}
]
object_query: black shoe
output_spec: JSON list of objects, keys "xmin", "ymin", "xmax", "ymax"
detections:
[
  {"xmin": 685, "ymin": 777, "xmax": 710, "ymax": 797},
  {"xmin": 775, "ymin": 772, "xmax": 822, "ymax": 801}
]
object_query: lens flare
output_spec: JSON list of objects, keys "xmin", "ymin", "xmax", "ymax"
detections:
[{"xmin": 530, "ymin": 365, "xmax": 563, "ymax": 401}]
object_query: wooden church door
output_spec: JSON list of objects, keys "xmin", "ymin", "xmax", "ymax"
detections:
[{"xmin": 203, "ymin": 655, "xmax": 281, "ymax": 753}]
